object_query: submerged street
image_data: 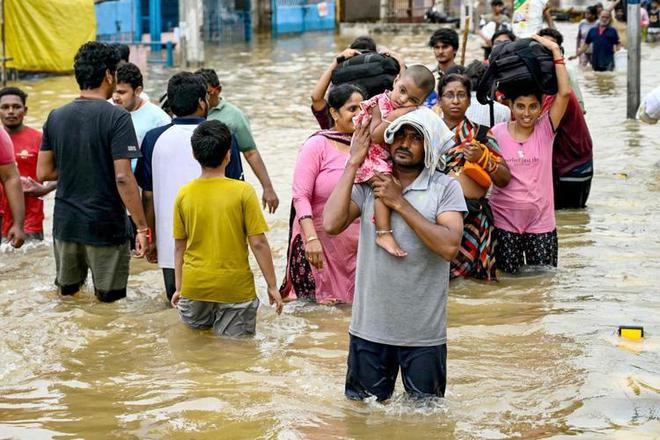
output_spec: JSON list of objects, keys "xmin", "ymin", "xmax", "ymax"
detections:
[{"xmin": 0, "ymin": 23, "xmax": 659, "ymax": 439}]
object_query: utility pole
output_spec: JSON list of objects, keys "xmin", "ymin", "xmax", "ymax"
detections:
[
  {"xmin": 627, "ymin": 0, "xmax": 641, "ymax": 119},
  {"xmin": 179, "ymin": 0, "xmax": 204, "ymax": 66}
]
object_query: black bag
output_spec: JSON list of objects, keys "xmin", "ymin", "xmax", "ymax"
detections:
[
  {"xmin": 331, "ymin": 52, "xmax": 401, "ymax": 99},
  {"xmin": 476, "ymin": 38, "xmax": 558, "ymax": 105}
]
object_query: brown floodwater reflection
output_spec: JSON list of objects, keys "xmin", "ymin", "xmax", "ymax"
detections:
[{"xmin": 0, "ymin": 23, "xmax": 659, "ymax": 438}]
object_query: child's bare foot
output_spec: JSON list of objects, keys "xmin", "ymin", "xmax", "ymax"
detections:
[{"xmin": 376, "ymin": 232, "xmax": 407, "ymax": 257}]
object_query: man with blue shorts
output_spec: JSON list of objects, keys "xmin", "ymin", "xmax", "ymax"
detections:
[{"xmin": 324, "ymin": 107, "xmax": 466, "ymax": 401}]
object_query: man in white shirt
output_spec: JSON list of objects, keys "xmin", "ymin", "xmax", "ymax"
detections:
[
  {"xmin": 512, "ymin": 0, "xmax": 554, "ymax": 38},
  {"xmin": 135, "ymin": 72, "xmax": 208, "ymax": 300}
]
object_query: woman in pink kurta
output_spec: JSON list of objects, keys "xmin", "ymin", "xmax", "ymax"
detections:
[{"xmin": 280, "ymin": 84, "xmax": 364, "ymax": 304}]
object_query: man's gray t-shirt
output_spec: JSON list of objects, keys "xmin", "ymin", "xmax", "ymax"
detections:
[{"xmin": 350, "ymin": 169, "xmax": 467, "ymax": 347}]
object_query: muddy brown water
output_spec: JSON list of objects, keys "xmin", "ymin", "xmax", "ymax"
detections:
[{"xmin": 0, "ymin": 24, "xmax": 659, "ymax": 439}]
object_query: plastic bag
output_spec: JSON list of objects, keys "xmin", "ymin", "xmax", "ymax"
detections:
[{"xmin": 615, "ymin": 49, "xmax": 627, "ymax": 73}]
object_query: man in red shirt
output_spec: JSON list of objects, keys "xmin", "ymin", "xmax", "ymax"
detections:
[
  {"xmin": 0, "ymin": 122, "xmax": 24, "ymax": 248},
  {"xmin": 0, "ymin": 87, "xmax": 56, "ymax": 240},
  {"xmin": 539, "ymin": 31, "xmax": 594, "ymax": 209},
  {"xmin": 543, "ymin": 92, "xmax": 593, "ymax": 208}
]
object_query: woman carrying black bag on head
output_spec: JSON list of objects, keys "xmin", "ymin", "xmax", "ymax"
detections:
[{"xmin": 488, "ymin": 34, "xmax": 571, "ymax": 274}]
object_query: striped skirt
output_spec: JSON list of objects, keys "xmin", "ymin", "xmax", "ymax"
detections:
[{"xmin": 450, "ymin": 197, "xmax": 497, "ymax": 281}]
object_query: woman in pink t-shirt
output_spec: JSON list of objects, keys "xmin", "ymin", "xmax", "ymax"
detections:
[{"xmin": 489, "ymin": 34, "xmax": 571, "ymax": 274}]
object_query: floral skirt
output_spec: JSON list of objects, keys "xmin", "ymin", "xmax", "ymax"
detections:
[{"xmin": 279, "ymin": 234, "xmax": 316, "ymax": 301}]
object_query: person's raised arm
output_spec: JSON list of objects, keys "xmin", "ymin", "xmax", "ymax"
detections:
[
  {"xmin": 114, "ymin": 158, "xmax": 148, "ymax": 256},
  {"xmin": 311, "ymin": 48, "xmax": 359, "ymax": 112},
  {"xmin": 379, "ymin": 48, "xmax": 407, "ymax": 74},
  {"xmin": 532, "ymin": 34, "xmax": 571, "ymax": 128},
  {"xmin": 371, "ymin": 173, "xmax": 464, "ymax": 260},
  {"xmin": 0, "ymin": 163, "xmax": 25, "ymax": 248},
  {"xmin": 323, "ymin": 121, "xmax": 370, "ymax": 234},
  {"xmin": 543, "ymin": 5, "xmax": 555, "ymax": 28},
  {"xmin": 606, "ymin": 0, "xmax": 621, "ymax": 12},
  {"xmin": 248, "ymin": 233, "xmax": 283, "ymax": 315}
]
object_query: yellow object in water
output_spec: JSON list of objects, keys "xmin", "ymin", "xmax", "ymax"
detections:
[
  {"xmin": 618, "ymin": 326, "xmax": 644, "ymax": 341},
  {"xmin": 5, "ymin": 0, "xmax": 96, "ymax": 72}
]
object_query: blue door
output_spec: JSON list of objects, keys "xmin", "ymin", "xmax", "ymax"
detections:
[{"xmin": 272, "ymin": 0, "xmax": 336, "ymax": 36}]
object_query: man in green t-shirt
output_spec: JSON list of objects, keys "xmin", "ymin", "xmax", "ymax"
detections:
[{"xmin": 195, "ymin": 69, "xmax": 279, "ymax": 213}]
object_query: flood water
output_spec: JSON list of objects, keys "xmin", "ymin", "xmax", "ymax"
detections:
[{"xmin": 0, "ymin": 23, "xmax": 659, "ymax": 439}]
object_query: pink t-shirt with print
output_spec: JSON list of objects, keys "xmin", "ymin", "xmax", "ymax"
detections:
[
  {"xmin": 0, "ymin": 129, "xmax": 16, "ymax": 217},
  {"xmin": 489, "ymin": 112, "xmax": 556, "ymax": 234},
  {"xmin": 0, "ymin": 129, "xmax": 13, "ymax": 166}
]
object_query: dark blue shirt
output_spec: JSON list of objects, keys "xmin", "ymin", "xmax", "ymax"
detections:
[
  {"xmin": 135, "ymin": 117, "xmax": 244, "ymax": 192},
  {"xmin": 586, "ymin": 25, "xmax": 620, "ymax": 71}
]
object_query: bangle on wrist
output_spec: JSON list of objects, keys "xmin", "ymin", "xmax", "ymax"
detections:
[
  {"xmin": 553, "ymin": 57, "xmax": 565, "ymax": 65},
  {"xmin": 306, "ymin": 236, "xmax": 319, "ymax": 244},
  {"xmin": 136, "ymin": 227, "xmax": 152, "ymax": 244},
  {"xmin": 487, "ymin": 156, "xmax": 501, "ymax": 173},
  {"xmin": 476, "ymin": 146, "xmax": 488, "ymax": 165}
]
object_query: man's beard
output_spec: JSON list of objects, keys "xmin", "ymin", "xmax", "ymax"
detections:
[
  {"xmin": 392, "ymin": 149, "xmax": 424, "ymax": 171},
  {"xmin": 2, "ymin": 121, "xmax": 22, "ymax": 130}
]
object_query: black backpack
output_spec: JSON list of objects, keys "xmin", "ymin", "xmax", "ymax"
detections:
[
  {"xmin": 476, "ymin": 38, "xmax": 558, "ymax": 105},
  {"xmin": 331, "ymin": 52, "xmax": 401, "ymax": 98}
]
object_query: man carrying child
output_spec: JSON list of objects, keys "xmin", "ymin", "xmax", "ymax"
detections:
[{"xmin": 324, "ymin": 108, "xmax": 466, "ymax": 401}]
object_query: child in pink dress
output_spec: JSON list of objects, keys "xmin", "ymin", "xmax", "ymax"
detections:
[{"xmin": 353, "ymin": 65, "xmax": 437, "ymax": 257}]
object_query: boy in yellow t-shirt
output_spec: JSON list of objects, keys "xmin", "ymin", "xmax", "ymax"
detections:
[{"xmin": 170, "ymin": 120, "xmax": 283, "ymax": 337}]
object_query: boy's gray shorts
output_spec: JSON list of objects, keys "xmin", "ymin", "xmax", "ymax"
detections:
[{"xmin": 177, "ymin": 297, "xmax": 259, "ymax": 337}]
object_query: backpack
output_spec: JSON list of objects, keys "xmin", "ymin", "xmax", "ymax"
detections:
[
  {"xmin": 476, "ymin": 38, "xmax": 558, "ymax": 105},
  {"xmin": 331, "ymin": 52, "xmax": 401, "ymax": 98}
]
